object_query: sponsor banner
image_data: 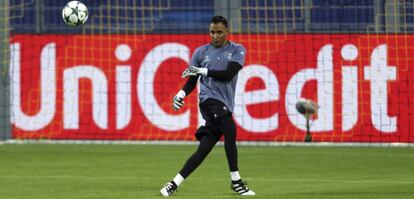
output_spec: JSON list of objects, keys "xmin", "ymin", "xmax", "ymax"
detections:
[{"xmin": 10, "ymin": 34, "xmax": 414, "ymax": 142}]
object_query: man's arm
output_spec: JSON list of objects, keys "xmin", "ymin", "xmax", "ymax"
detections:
[
  {"xmin": 172, "ymin": 75, "xmax": 199, "ymax": 111},
  {"xmin": 182, "ymin": 61, "xmax": 242, "ymax": 81},
  {"xmin": 207, "ymin": 61, "xmax": 242, "ymax": 81},
  {"xmin": 182, "ymin": 75, "xmax": 199, "ymax": 95}
]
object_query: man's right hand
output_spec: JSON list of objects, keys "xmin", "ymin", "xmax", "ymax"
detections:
[{"xmin": 172, "ymin": 90, "xmax": 186, "ymax": 111}]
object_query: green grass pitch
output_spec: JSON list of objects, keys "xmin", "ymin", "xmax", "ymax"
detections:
[{"xmin": 0, "ymin": 144, "xmax": 413, "ymax": 199}]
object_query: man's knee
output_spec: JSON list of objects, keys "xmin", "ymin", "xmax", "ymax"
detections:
[{"xmin": 218, "ymin": 115, "xmax": 237, "ymax": 140}]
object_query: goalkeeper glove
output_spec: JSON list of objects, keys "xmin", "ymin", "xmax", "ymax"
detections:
[
  {"xmin": 181, "ymin": 66, "xmax": 208, "ymax": 78},
  {"xmin": 172, "ymin": 90, "xmax": 186, "ymax": 111}
]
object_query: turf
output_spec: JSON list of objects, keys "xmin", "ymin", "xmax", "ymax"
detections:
[{"xmin": 0, "ymin": 144, "xmax": 413, "ymax": 199}]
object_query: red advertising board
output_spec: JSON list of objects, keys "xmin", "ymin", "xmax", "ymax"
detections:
[{"xmin": 10, "ymin": 34, "xmax": 414, "ymax": 142}]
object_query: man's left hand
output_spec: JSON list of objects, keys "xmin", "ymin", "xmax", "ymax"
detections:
[{"xmin": 182, "ymin": 66, "xmax": 207, "ymax": 78}]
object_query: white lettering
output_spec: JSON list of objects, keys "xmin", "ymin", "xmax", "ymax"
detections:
[
  {"xmin": 364, "ymin": 44, "xmax": 397, "ymax": 132},
  {"xmin": 137, "ymin": 43, "xmax": 190, "ymax": 131},
  {"xmin": 64, "ymin": 66, "xmax": 108, "ymax": 129},
  {"xmin": 9, "ymin": 41, "xmax": 399, "ymax": 135},
  {"xmin": 286, "ymin": 44, "xmax": 334, "ymax": 131},
  {"xmin": 341, "ymin": 44, "xmax": 358, "ymax": 131},
  {"xmin": 116, "ymin": 66, "xmax": 132, "ymax": 129},
  {"xmin": 115, "ymin": 44, "xmax": 133, "ymax": 129},
  {"xmin": 234, "ymin": 65, "xmax": 279, "ymax": 132},
  {"xmin": 10, "ymin": 43, "xmax": 56, "ymax": 131}
]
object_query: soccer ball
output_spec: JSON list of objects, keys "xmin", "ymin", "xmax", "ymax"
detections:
[{"xmin": 62, "ymin": 1, "xmax": 89, "ymax": 26}]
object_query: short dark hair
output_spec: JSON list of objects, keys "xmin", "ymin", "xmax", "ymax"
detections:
[{"xmin": 210, "ymin": 16, "xmax": 228, "ymax": 28}]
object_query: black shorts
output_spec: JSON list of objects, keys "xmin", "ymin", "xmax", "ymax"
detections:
[{"xmin": 195, "ymin": 99, "xmax": 232, "ymax": 142}]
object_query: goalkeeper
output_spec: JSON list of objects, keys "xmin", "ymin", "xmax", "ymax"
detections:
[{"xmin": 160, "ymin": 16, "xmax": 255, "ymax": 196}]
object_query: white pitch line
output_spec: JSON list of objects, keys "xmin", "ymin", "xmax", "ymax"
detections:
[{"xmin": 4, "ymin": 139, "xmax": 414, "ymax": 147}]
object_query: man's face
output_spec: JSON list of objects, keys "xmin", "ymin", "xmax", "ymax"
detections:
[{"xmin": 209, "ymin": 22, "xmax": 228, "ymax": 47}]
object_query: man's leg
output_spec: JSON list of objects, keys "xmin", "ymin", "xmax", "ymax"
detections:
[
  {"xmin": 216, "ymin": 115, "xmax": 256, "ymax": 196},
  {"xmin": 160, "ymin": 132, "xmax": 218, "ymax": 197},
  {"xmin": 216, "ymin": 115, "xmax": 238, "ymax": 172},
  {"xmin": 179, "ymin": 133, "xmax": 218, "ymax": 178}
]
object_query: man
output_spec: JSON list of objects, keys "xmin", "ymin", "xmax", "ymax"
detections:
[{"xmin": 160, "ymin": 16, "xmax": 255, "ymax": 196}]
